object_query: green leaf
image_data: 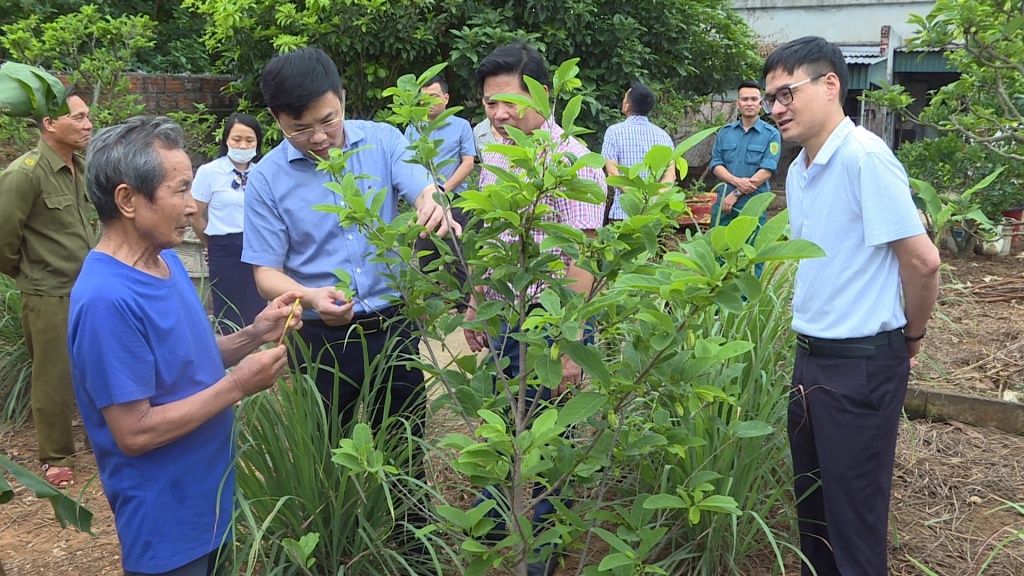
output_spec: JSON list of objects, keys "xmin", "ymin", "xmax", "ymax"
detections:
[
  {"xmin": 0, "ymin": 455, "xmax": 93, "ymax": 533},
  {"xmin": 733, "ymin": 272, "xmax": 762, "ymax": 301},
  {"xmin": 644, "ymin": 145, "xmax": 673, "ymax": 172},
  {"xmin": 751, "ymin": 239, "xmax": 826, "ymax": 263},
  {"xmin": 561, "ymin": 94, "xmax": 583, "ymax": 131},
  {"xmin": 0, "ymin": 62, "xmax": 69, "ymax": 118},
  {"xmin": 555, "ymin": 391, "xmax": 606, "ymax": 427},
  {"xmin": 562, "ymin": 342, "xmax": 610, "ymax": 384},
  {"xmin": 730, "ymin": 420, "xmax": 774, "ymax": 438},
  {"xmin": 643, "ymin": 494, "xmax": 688, "ymax": 509},
  {"xmin": 739, "ymin": 192, "xmax": 774, "ymax": 220},
  {"xmin": 674, "ymin": 126, "xmax": 721, "ymax": 155},
  {"xmin": 725, "ymin": 216, "xmax": 759, "ymax": 250},
  {"xmin": 475, "ymin": 299, "xmax": 504, "ymax": 321},
  {"xmin": 696, "ymin": 494, "xmax": 743, "ymax": 515},
  {"xmin": 523, "ymin": 74, "xmax": 551, "ymax": 119},
  {"xmin": 598, "ymin": 553, "xmax": 636, "ymax": 571},
  {"xmin": 591, "ymin": 526, "xmax": 635, "ymax": 555}
]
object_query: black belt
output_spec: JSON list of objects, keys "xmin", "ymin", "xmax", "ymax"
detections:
[
  {"xmin": 796, "ymin": 328, "xmax": 905, "ymax": 359},
  {"xmin": 305, "ymin": 305, "xmax": 402, "ymax": 334}
]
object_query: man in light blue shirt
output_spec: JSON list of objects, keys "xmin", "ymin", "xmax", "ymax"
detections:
[
  {"xmin": 242, "ymin": 48, "xmax": 458, "ymax": 450},
  {"xmin": 404, "ymin": 76, "xmax": 476, "ymax": 195},
  {"xmin": 404, "ymin": 75, "xmax": 476, "ymax": 307},
  {"xmin": 764, "ymin": 37, "xmax": 940, "ymax": 576},
  {"xmin": 709, "ymin": 80, "xmax": 782, "ymax": 228},
  {"xmin": 601, "ymin": 82, "xmax": 676, "ymax": 223}
]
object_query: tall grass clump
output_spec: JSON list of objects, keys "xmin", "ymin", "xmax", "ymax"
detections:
[
  {"xmin": 229, "ymin": 336, "xmax": 456, "ymax": 576},
  {"xmin": 643, "ymin": 261, "xmax": 800, "ymax": 574},
  {"xmin": 0, "ymin": 274, "xmax": 32, "ymax": 428}
]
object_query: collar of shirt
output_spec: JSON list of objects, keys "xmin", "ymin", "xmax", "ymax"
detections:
[
  {"xmin": 793, "ymin": 117, "xmax": 855, "ymax": 174},
  {"xmin": 624, "ymin": 115, "xmax": 651, "ymax": 125},
  {"xmin": 37, "ymin": 139, "xmax": 85, "ymax": 174}
]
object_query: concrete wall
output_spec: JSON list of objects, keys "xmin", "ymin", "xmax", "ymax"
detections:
[{"xmin": 732, "ymin": 0, "xmax": 935, "ymax": 45}]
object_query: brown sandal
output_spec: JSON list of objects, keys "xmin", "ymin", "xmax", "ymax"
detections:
[{"xmin": 42, "ymin": 464, "xmax": 74, "ymax": 489}]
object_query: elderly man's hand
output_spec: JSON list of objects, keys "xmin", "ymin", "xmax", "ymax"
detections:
[
  {"xmin": 251, "ymin": 291, "xmax": 304, "ymax": 344},
  {"xmin": 229, "ymin": 345, "xmax": 288, "ymax": 397},
  {"xmin": 415, "ymin": 185, "xmax": 462, "ymax": 239}
]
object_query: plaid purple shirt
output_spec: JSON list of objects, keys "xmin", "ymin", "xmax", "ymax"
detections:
[
  {"xmin": 480, "ymin": 120, "xmax": 606, "ymax": 303},
  {"xmin": 601, "ymin": 115, "xmax": 674, "ymax": 219}
]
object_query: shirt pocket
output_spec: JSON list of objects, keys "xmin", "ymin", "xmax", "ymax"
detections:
[
  {"xmin": 745, "ymin": 144, "xmax": 767, "ymax": 167},
  {"xmin": 721, "ymin": 142, "xmax": 739, "ymax": 163},
  {"xmin": 42, "ymin": 193, "xmax": 78, "ymax": 231}
]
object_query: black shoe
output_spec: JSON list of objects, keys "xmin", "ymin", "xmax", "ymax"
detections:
[{"xmin": 526, "ymin": 552, "xmax": 560, "ymax": 576}]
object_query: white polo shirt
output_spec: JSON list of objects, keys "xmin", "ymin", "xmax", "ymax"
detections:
[
  {"xmin": 191, "ymin": 155, "xmax": 248, "ymax": 236},
  {"xmin": 787, "ymin": 118, "xmax": 925, "ymax": 339}
]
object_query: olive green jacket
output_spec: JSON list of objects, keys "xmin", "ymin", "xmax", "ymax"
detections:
[{"xmin": 0, "ymin": 140, "xmax": 95, "ymax": 296}]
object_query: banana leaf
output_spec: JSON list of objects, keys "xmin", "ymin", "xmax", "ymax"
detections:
[{"xmin": 0, "ymin": 62, "xmax": 69, "ymax": 119}]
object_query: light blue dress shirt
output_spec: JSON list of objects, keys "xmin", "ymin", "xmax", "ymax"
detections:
[
  {"xmin": 404, "ymin": 115, "xmax": 476, "ymax": 194},
  {"xmin": 242, "ymin": 120, "xmax": 432, "ymax": 317},
  {"xmin": 787, "ymin": 118, "xmax": 925, "ymax": 339}
]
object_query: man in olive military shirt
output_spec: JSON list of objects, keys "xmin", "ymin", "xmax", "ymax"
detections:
[{"xmin": 0, "ymin": 92, "xmax": 94, "ymax": 488}]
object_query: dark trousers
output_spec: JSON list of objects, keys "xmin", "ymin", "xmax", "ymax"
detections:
[
  {"xmin": 414, "ymin": 205, "xmax": 473, "ymax": 310},
  {"xmin": 789, "ymin": 336, "xmax": 910, "ymax": 576},
  {"xmin": 296, "ymin": 315, "xmax": 425, "ymax": 440},
  {"xmin": 207, "ymin": 233, "xmax": 266, "ymax": 332},
  {"xmin": 21, "ymin": 294, "xmax": 77, "ymax": 466}
]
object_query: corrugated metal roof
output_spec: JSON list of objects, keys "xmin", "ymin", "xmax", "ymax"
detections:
[
  {"xmin": 894, "ymin": 51, "xmax": 955, "ymax": 73},
  {"xmin": 845, "ymin": 53, "xmax": 886, "ymax": 66}
]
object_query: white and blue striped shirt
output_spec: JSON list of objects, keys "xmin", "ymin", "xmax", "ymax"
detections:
[{"xmin": 601, "ymin": 115, "xmax": 674, "ymax": 219}]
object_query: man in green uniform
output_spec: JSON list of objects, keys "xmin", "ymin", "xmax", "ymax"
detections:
[{"xmin": 0, "ymin": 91, "xmax": 94, "ymax": 488}]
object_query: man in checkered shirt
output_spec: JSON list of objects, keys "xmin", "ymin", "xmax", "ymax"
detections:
[
  {"xmin": 462, "ymin": 43, "xmax": 605, "ymax": 576},
  {"xmin": 600, "ymin": 82, "xmax": 676, "ymax": 223}
]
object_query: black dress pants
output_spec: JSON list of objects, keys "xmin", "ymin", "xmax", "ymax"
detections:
[
  {"xmin": 789, "ymin": 337, "xmax": 910, "ymax": 576},
  {"xmin": 296, "ymin": 316, "xmax": 425, "ymax": 440}
]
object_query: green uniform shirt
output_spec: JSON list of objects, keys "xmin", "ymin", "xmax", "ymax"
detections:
[{"xmin": 0, "ymin": 140, "xmax": 95, "ymax": 296}]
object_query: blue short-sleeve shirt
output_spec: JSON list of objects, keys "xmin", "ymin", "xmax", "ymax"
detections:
[
  {"xmin": 242, "ymin": 120, "xmax": 432, "ymax": 317},
  {"xmin": 710, "ymin": 118, "xmax": 782, "ymax": 210},
  {"xmin": 404, "ymin": 115, "xmax": 476, "ymax": 194},
  {"xmin": 68, "ymin": 250, "xmax": 233, "ymax": 574}
]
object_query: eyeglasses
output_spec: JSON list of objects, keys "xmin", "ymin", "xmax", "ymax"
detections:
[
  {"xmin": 761, "ymin": 74, "xmax": 826, "ymax": 115},
  {"xmin": 281, "ymin": 116, "xmax": 343, "ymax": 142}
]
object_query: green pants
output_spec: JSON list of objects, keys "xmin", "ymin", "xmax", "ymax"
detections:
[{"xmin": 21, "ymin": 293, "xmax": 77, "ymax": 467}]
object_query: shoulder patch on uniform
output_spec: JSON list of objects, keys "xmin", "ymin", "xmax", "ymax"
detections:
[
  {"xmin": 770, "ymin": 142, "xmax": 780, "ymax": 155},
  {"xmin": 24, "ymin": 158, "xmax": 35, "ymax": 166}
]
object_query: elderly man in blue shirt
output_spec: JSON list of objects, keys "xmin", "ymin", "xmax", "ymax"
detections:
[
  {"xmin": 601, "ymin": 82, "xmax": 676, "ymax": 223},
  {"xmin": 709, "ymin": 80, "xmax": 782, "ymax": 228},
  {"xmin": 242, "ymin": 47, "xmax": 458, "ymax": 442},
  {"xmin": 405, "ymin": 75, "xmax": 476, "ymax": 308}
]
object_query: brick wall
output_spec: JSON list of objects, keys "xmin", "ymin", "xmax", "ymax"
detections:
[
  {"xmin": 124, "ymin": 73, "xmax": 239, "ymax": 114},
  {"xmin": 58, "ymin": 72, "xmax": 240, "ymax": 115}
]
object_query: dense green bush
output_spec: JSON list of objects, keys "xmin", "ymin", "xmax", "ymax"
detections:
[
  {"xmin": 0, "ymin": 275, "xmax": 32, "ymax": 429},
  {"xmin": 897, "ymin": 134, "xmax": 1024, "ymax": 219},
  {"xmin": 183, "ymin": 0, "xmax": 761, "ymax": 143}
]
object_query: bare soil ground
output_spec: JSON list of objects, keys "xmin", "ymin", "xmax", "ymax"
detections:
[{"xmin": 913, "ymin": 247, "xmax": 1024, "ymax": 400}]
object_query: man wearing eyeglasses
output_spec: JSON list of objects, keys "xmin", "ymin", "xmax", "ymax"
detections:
[
  {"xmin": 242, "ymin": 48, "xmax": 458, "ymax": 448},
  {"xmin": 764, "ymin": 36, "xmax": 940, "ymax": 576},
  {"xmin": 709, "ymin": 80, "xmax": 781, "ymax": 229},
  {"xmin": 0, "ymin": 90, "xmax": 94, "ymax": 489}
]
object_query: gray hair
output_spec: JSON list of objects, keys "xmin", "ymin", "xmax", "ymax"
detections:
[{"xmin": 87, "ymin": 116, "xmax": 186, "ymax": 223}]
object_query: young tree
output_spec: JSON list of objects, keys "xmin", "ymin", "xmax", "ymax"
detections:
[{"xmin": 865, "ymin": 0, "xmax": 1024, "ymax": 161}]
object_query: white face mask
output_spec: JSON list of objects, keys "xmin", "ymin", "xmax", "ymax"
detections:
[{"xmin": 227, "ymin": 146, "xmax": 257, "ymax": 164}]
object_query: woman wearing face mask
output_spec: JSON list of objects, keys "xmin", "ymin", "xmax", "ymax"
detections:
[{"xmin": 191, "ymin": 113, "xmax": 266, "ymax": 332}]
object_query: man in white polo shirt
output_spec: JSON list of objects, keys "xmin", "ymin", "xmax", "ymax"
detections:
[{"xmin": 763, "ymin": 37, "xmax": 940, "ymax": 576}]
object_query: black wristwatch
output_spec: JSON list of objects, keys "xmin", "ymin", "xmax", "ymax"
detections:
[{"xmin": 904, "ymin": 327, "xmax": 927, "ymax": 342}]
